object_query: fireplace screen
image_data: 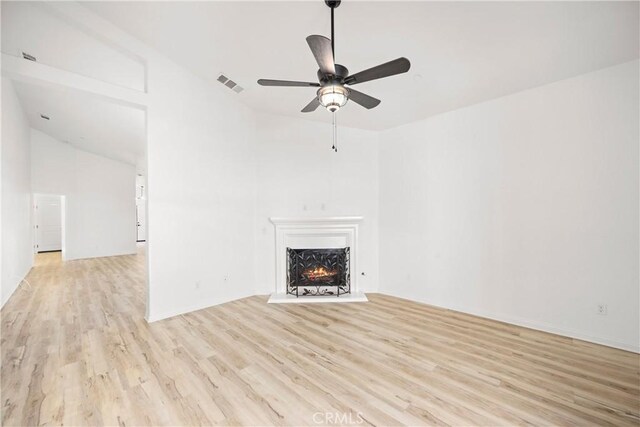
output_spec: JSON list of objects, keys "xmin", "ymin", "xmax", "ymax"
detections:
[{"xmin": 286, "ymin": 247, "xmax": 350, "ymax": 297}]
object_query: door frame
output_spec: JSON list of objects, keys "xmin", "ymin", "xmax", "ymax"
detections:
[{"xmin": 33, "ymin": 193, "xmax": 66, "ymax": 259}]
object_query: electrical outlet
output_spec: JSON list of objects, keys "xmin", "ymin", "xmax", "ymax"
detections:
[
  {"xmin": 223, "ymin": 275, "xmax": 229, "ymax": 283},
  {"xmin": 195, "ymin": 281, "xmax": 200, "ymax": 289},
  {"xmin": 597, "ymin": 304, "xmax": 607, "ymax": 315}
]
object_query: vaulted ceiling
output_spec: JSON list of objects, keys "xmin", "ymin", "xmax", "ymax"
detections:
[
  {"xmin": 2, "ymin": 1, "xmax": 146, "ymax": 167},
  {"xmin": 13, "ymin": 81, "xmax": 145, "ymax": 166},
  {"xmin": 86, "ymin": 1, "xmax": 639, "ymax": 130}
]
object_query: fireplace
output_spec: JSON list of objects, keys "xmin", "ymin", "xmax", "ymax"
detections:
[{"xmin": 286, "ymin": 247, "xmax": 350, "ymax": 297}]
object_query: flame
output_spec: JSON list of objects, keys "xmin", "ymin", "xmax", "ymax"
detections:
[{"xmin": 304, "ymin": 266, "xmax": 337, "ymax": 281}]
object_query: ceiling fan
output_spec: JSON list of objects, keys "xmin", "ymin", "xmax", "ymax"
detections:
[{"xmin": 257, "ymin": 0, "xmax": 411, "ymax": 114}]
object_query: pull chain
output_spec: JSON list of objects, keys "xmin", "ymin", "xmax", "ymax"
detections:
[{"xmin": 332, "ymin": 112, "xmax": 338, "ymax": 152}]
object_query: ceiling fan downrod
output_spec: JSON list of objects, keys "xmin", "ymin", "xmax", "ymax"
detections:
[{"xmin": 327, "ymin": 0, "xmax": 340, "ymax": 61}]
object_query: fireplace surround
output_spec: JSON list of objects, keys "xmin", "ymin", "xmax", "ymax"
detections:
[{"xmin": 268, "ymin": 216, "xmax": 367, "ymax": 303}]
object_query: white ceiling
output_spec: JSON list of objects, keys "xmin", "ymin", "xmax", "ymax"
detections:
[
  {"xmin": 1, "ymin": 1, "xmax": 145, "ymax": 91},
  {"xmin": 13, "ymin": 81, "xmax": 146, "ymax": 166},
  {"xmin": 86, "ymin": 1, "xmax": 639, "ymax": 130}
]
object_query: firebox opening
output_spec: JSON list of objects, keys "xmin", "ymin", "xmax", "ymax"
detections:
[
  {"xmin": 303, "ymin": 266, "xmax": 338, "ymax": 282},
  {"xmin": 286, "ymin": 247, "xmax": 350, "ymax": 297}
]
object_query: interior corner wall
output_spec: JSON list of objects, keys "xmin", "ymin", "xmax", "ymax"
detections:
[
  {"xmin": 145, "ymin": 60, "xmax": 380, "ymax": 319},
  {"xmin": 1, "ymin": 77, "xmax": 33, "ymax": 307},
  {"xmin": 253, "ymin": 113, "xmax": 380, "ymax": 295},
  {"xmin": 145, "ymin": 54, "xmax": 257, "ymax": 321},
  {"xmin": 378, "ymin": 60, "xmax": 640, "ymax": 352},
  {"xmin": 31, "ymin": 129, "xmax": 137, "ymax": 261}
]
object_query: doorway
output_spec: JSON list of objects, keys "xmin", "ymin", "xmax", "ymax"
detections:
[{"xmin": 33, "ymin": 194, "xmax": 64, "ymax": 254}]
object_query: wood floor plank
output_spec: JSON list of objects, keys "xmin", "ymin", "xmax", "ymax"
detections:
[{"xmin": 1, "ymin": 248, "xmax": 639, "ymax": 426}]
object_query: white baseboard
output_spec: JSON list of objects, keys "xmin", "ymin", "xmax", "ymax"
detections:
[
  {"xmin": 147, "ymin": 291, "xmax": 369, "ymax": 320},
  {"xmin": 1, "ymin": 265, "xmax": 34, "ymax": 308},
  {"xmin": 145, "ymin": 288, "xmax": 638, "ymax": 353},
  {"xmin": 64, "ymin": 249, "xmax": 137, "ymax": 261},
  {"xmin": 268, "ymin": 292, "xmax": 368, "ymax": 304},
  {"xmin": 146, "ymin": 291, "xmax": 255, "ymax": 323},
  {"xmin": 379, "ymin": 291, "xmax": 639, "ymax": 354}
]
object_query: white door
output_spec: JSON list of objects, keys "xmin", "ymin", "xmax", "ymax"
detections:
[
  {"xmin": 136, "ymin": 200, "xmax": 146, "ymax": 242},
  {"xmin": 35, "ymin": 194, "xmax": 62, "ymax": 252}
]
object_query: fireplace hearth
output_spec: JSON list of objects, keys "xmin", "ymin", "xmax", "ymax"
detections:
[{"xmin": 286, "ymin": 247, "xmax": 350, "ymax": 297}]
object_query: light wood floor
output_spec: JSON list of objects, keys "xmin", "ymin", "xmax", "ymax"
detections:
[{"xmin": 2, "ymin": 249, "xmax": 639, "ymax": 426}]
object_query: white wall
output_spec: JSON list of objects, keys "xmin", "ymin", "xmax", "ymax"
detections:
[
  {"xmin": 379, "ymin": 60, "xmax": 640, "ymax": 352},
  {"xmin": 1, "ymin": 77, "xmax": 33, "ymax": 307},
  {"xmin": 31, "ymin": 129, "xmax": 136, "ymax": 261},
  {"xmin": 145, "ymin": 54, "xmax": 257, "ymax": 321},
  {"xmin": 254, "ymin": 113, "xmax": 380, "ymax": 294},
  {"xmin": 14, "ymin": 2, "xmax": 260, "ymax": 322}
]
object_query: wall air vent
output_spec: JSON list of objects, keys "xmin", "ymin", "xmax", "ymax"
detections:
[
  {"xmin": 217, "ymin": 73, "xmax": 244, "ymax": 93},
  {"xmin": 22, "ymin": 52, "xmax": 37, "ymax": 62},
  {"xmin": 40, "ymin": 114, "xmax": 50, "ymax": 120}
]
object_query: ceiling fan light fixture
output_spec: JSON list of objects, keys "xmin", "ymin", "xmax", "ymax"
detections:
[{"xmin": 318, "ymin": 85, "xmax": 349, "ymax": 112}]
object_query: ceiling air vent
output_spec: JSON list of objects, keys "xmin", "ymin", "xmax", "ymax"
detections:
[
  {"xmin": 22, "ymin": 52, "xmax": 37, "ymax": 62},
  {"xmin": 217, "ymin": 73, "xmax": 244, "ymax": 93}
]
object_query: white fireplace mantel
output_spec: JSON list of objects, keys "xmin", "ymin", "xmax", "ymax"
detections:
[
  {"xmin": 268, "ymin": 216, "xmax": 368, "ymax": 303},
  {"xmin": 270, "ymin": 216, "xmax": 364, "ymax": 226}
]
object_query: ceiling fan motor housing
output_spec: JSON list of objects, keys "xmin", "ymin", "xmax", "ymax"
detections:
[{"xmin": 318, "ymin": 64, "xmax": 349, "ymax": 84}]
